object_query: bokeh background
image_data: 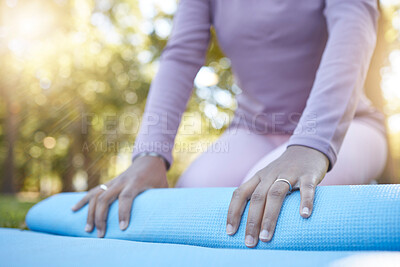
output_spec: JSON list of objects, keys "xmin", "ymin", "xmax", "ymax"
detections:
[{"xmin": 0, "ymin": 0, "xmax": 400, "ymax": 227}]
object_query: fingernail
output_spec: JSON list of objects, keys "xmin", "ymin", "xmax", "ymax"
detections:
[
  {"xmin": 120, "ymin": 221, "xmax": 127, "ymax": 230},
  {"xmin": 302, "ymin": 207, "xmax": 310, "ymax": 216},
  {"xmin": 71, "ymin": 206, "xmax": 76, "ymax": 211},
  {"xmin": 245, "ymin": 235, "xmax": 255, "ymax": 247},
  {"xmin": 259, "ymin": 230, "xmax": 269, "ymax": 241},
  {"xmin": 84, "ymin": 224, "xmax": 91, "ymax": 232},
  {"xmin": 97, "ymin": 229, "xmax": 104, "ymax": 238},
  {"xmin": 226, "ymin": 224, "xmax": 234, "ymax": 235}
]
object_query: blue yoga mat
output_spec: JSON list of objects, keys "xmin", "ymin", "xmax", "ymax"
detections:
[
  {"xmin": 26, "ymin": 185, "xmax": 400, "ymax": 251},
  {"xmin": 4, "ymin": 228, "xmax": 397, "ymax": 267}
]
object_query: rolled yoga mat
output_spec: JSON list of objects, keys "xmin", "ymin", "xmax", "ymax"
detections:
[{"xmin": 26, "ymin": 185, "xmax": 400, "ymax": 251}]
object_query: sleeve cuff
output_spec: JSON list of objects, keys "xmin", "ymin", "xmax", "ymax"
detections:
[
  {"xmin": 286, "ymin": 135, "xmax": 337, "ymax": 172},
  {"xmin": 131, "ymin": 141, "xmax": 173, "ymax": 171}
]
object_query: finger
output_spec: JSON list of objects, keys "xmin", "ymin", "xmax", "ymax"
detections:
[
  {"xmin": 299, "ymin": 178, "xmax": 317, "ymax": 218},
  {"xmin": 244, "ymin": 180, "xmax": 272, "ymax": 248},
  {"xmin": 71, "ymin": 192, "xmax": 91, "ymax": 211},
  {"xmin": 118, "ymin": 186, "xmax": 141, "ymax": 230},
  {"xmin": 72, "ymin": 181, "xmax": 114, "ymax": 211},
  {"xmin": 85, "ymin": 195, "xmax": 99, "ymax": 233},
  {"xmin": 94, "ymin": 186, "xmax": 120, "ymax": 238},
  {"xmin": 260, "ymin": 179, "xmax": 292, "ymax": 242},
  {"xmin": 226, "ymin": 176, "xmax": 260, "ymax": 236}
]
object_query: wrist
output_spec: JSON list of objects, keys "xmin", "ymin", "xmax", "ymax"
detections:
[
  {"xmin": 286, "ymin": 145, "xmax": 329, "ymax": 169},
  {"xmin": 132, "ymin": 152, "xmax": 170, "ymax": 170}
]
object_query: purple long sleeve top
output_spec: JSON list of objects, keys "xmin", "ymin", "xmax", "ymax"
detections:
[{"xmin": 132, "ymin": 0, "xmax": 386, "ymax": 171}]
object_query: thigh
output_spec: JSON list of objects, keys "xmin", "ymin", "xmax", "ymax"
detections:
[
  {"xmin": 240, "ymin": 137, "xmax": 290, "ymax": 185},
  {"xmin": 175, "ymin": 127, "xmax": 288, "ymax": 188},
  {"xmin": 241, "ymin": 120, "xmax": 388, "ymax": 186},
  {"xmin": 320, "ymin": 120, "xmax": 388, "ymax": 185}
]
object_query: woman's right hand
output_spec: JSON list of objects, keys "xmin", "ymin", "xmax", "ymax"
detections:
[{"xmin": 71, "ymin": 155, "xmax": 168, "ymax": 238}]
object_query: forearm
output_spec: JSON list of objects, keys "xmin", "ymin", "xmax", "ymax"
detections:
[
  {"xmin": 131, "ymin": 0, "xmax": 212, "ymax": 168},
  {"xmin": 287, "ymin": 0, "xmax": 379, "ymax": 171}
]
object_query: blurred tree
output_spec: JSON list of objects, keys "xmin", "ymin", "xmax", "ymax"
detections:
[
  {"xmin": 0, "ymin": 75, "xmax": 18, "ymax": 194},
  {"xmin": 0, "ymin": 0, "xmax": 227, "ymax": 194}
]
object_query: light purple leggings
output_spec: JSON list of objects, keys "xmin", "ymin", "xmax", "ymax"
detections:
[{"xmin": 175, "ymin": 119, "xmax": 388, "ymax": 187}]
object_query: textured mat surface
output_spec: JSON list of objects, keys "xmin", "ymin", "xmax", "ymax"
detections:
[
  {"xmin": 2, "ymin": 228, "xmax": 399, "ymax": 267},
  {"xmin": 26, "ymin": 185, "xmax": 400, "ymax": 251}
]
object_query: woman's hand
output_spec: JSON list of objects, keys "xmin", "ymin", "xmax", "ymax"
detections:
[
  {"xmin": 71, "ymin": 156, "xmax": 168, "ymax": 238},
  {"xmin": 226, "ymin": 145, "xmax": 329, "ymax": 248}
]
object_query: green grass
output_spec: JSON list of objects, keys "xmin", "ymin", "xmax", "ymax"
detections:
[{"xmin": 0, "ymin": 194, "xmax": 39, "ymax": 229}]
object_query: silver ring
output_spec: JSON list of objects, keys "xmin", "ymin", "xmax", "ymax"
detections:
[
  {"xmin": 99, "ymin": 184, "xmax": 108, "ymax": 191},
  {"xmin": 274, "ymin": 178, "xmax": 293, "ymax": 192}
]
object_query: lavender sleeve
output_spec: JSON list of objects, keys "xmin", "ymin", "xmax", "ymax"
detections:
[
  {"xmin": 131, "ymin": 0, "xmax": 212, "ymax": 168},
  {"xmin": 286, "ymin": 0, "xmax": 379, "ymax": 171}
]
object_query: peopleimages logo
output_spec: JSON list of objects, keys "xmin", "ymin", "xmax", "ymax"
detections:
[
  {"xmin": 81, "ymin": 140, "xmax": 230, "ymax": 153},
  {"xmin": 80, "ymin": 110, "xmax": 319, "ymax": 136}
]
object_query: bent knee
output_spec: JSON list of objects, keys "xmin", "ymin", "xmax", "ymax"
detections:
[{"xmin": 175, "ymin": 161, "xmax": 243, "ymax": 188}]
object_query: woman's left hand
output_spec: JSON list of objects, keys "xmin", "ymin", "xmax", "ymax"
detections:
[{"xmin": 226, "ymin": 145, "xmax": 329, "ymax": 248}]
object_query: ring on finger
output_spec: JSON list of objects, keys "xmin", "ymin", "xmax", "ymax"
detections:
[
  {"xmin": 274, "ymin": 178, "xmax": 294, "ymax": 194},
  {"xmin": 99, "ymin": 184, "xmax": 108, "ymax": 191}
]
